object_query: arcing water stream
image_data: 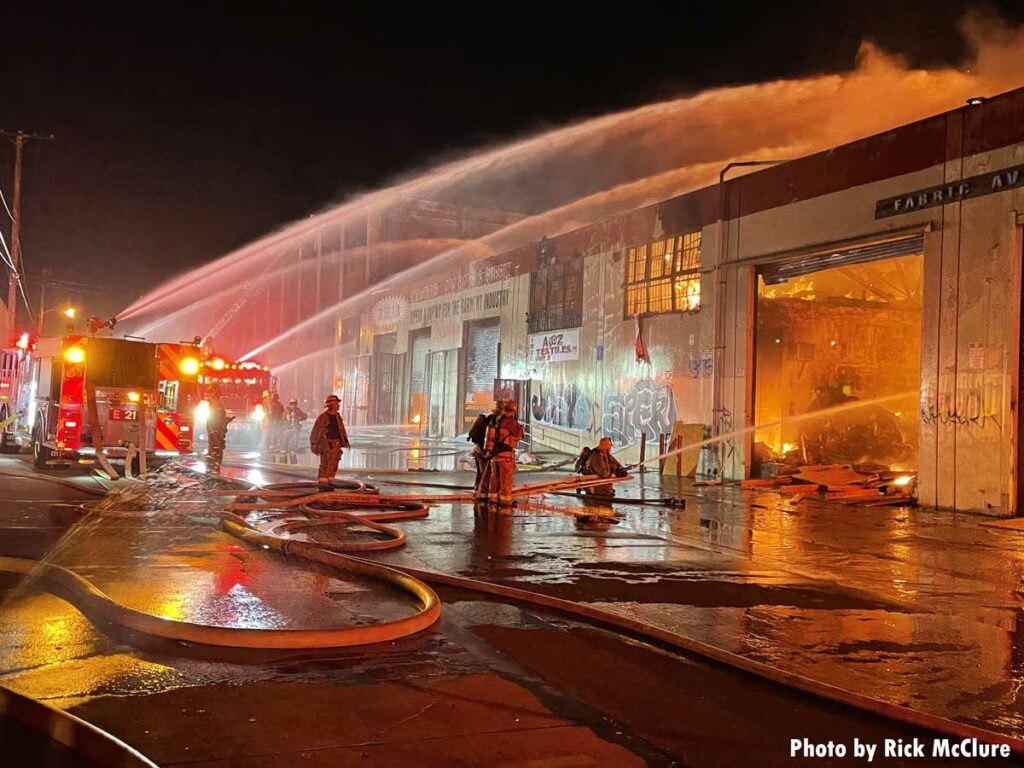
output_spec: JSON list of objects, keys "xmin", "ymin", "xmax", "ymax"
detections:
[{"xmin": 116, "ymin": 13, "xmax": 1024, "ymax": 373}]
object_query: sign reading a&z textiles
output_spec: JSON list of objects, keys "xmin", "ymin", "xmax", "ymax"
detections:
[{"xmin": 528, "ymin": 329, "xmax": 580, "ymax": 364}]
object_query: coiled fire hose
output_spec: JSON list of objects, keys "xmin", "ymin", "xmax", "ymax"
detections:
[{"xmin": 0, "ymin": 468, "xmax": 1021, "ymax": 755}]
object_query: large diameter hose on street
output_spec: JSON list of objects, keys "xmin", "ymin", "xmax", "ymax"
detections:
[
  {"xmin": 2, "ymin": 468, "xmax": 1021, "ymax": 754},
  {"xmin": 1, "ymin": 683, "xmax": 158, "ymax": 768},
  {"xmin": 0, "ymin": 472, "xmax": 440, "ymax": 650},
  {"xmin": 0, "ymin": 547, "xmax": 439, "ymax": 650},
  {"xmin": 351, "ymin": 555, "xmax": 1023, "ymax": 755}
]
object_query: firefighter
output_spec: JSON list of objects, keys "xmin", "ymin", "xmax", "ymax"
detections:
[
  {"xmin": 205, "ymin": 385, "xmax": 234, "ymax": 475},
  {"xmin": 310, "ymin": 394, "xmax": 350, "ymax": 491},
  {"xmin": 268, "ymin": 391, "xmax": 285, "ymax": 454},
  {"xmin": 467, "ymin": 401, "xmax": 502, "ymax": 500},
  {"xmin": 485, "ymin": 400, "xmax": 524, "ymax": 506},
  {"xmin": 584, "ymin": 436, "xmax": 627, "ymax": 496},
  {"xmin": 280, "ymin": 397, "xmax": 308, "ymax": 464},
  {"xmin": 260, "ymin": 389, "xmax": 273, "ymax": 454}
]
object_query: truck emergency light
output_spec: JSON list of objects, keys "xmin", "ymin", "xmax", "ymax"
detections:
[
  {"xmin": 179, "ymin": 356, "xmax": 200, "ymax": 376},
  {"xmin": 63, "ymin": 347, "xmax": 85, "ymax": 364}
]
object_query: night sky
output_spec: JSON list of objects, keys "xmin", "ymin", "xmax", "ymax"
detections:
[{"xmin": 3, "ymin": 1, "xmax": 1022, "ymax": 327}]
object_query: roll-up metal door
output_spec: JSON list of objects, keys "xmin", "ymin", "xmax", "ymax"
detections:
[{"xmin": 760, "ymin": 234, "xmax": 924, "ymax": 285}]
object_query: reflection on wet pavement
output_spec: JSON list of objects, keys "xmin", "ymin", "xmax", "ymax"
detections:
[
  {"xmin": 346, "ymin": 467, "xmax": 1024, "ymax": 738},
  {"xmin": 1, "ymin": 441, "xmax": 1023, "ymax": 746}
]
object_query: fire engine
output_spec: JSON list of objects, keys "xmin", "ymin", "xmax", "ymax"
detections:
[
  {"xmin": 0, "ymin": 333, "xmax": 198, "ymax": 469},
  {"xmin": 155, "ymin": 342, "xmax": 202, "ymax": 454},
  {"xmin": 193, "ymin": 356, "xmax": 274, "ymax": 449}
]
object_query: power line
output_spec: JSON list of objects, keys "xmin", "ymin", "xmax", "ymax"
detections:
[
  {"xmin": 0, "ymin": 184, "xmax": 12, "ymax": 222},
  {"xmin": 0, "ymin": 129, "xmax": 53, "ymax": 330}
]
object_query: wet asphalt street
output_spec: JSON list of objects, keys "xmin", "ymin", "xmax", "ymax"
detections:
[{"xmin": 0, "ymin": 435, "xmax": 1021, "ymax": 766}]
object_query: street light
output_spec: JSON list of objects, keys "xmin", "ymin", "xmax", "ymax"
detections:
[{"xmin": 38, "ymin": 305, "xmax": 79, "ymax": 333}]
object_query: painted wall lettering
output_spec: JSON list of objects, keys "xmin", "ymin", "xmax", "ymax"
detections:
[
  {"xmin": 530, "ymin": 381, "xmax": 596, "ymax": 431},
  {"xmin": 601, "ymin": 380, "xmax": 678, "ymax": 448}
]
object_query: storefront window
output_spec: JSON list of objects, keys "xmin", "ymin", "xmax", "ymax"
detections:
[{"xmin": 626, "ymin": 232, "xmax": 701, "ymax": 316}]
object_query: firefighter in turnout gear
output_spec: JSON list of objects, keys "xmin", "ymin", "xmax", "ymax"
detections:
[
  {"xmin": 205, "ymin": 385, "xmax": 233, "ymax": 475},
  {"xmin": 310, "ymin": 394, "xmax": 350, "ymax": 491},
  {"xmin": 468, "ymin": 401, "xmax": 503, "ymax": 500},
  {"xmin": 279, "ymin": 397, "xmax": 308, "ymax": 464},
  {"xmin": 268, "ymin": 391, "xmax": 286, "ymax": 455},
  {"xmin": 584, "ymin": 436, "xmax": 627, "ymax": 496},
  {"xmin": 485, "ymin": 400, "xmax": 524, "ymax": 506}
]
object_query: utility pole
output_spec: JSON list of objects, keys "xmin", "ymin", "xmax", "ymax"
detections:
[
  {"xmin": 37, "ymin": 266, "xmax": 50, "ymax": 331},
  {"xmin": 2, "ymin": 129, "xmax": 54, "ymax": 334}
]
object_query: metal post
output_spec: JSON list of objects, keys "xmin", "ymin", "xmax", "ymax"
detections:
[
  {"xmin": 658, "ymin": 433, "xmax": 666, "ymax": 473},
  {"xmin": 639, "ymin": 431, "xmax": 647, "ymax": 472},
  {"xmin": 2, "ymin": 130, "xmax": 54, "ymax": 333}
]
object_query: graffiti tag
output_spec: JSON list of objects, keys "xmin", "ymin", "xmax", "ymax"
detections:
[
  {"xmin": 601, "ymin": 381, "xmax": 677, "ymax": 448},
  {"xmin": 531, "ymin": 382, "xmax": 596, "ymax": 432},
  {"xmin": 920, "ymin": 388, "xmax": 1002, "ymax": 431}
]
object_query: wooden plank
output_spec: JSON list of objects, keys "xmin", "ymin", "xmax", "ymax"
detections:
[
  {"xmin": 661, "ymin": 422, "xmax": 704, "ymax": 478},
  {"xmin": 795, "ymin": 465, "xmax": 873, "ymax": 489},
  {"xmin": 780, "ymin": 484, "xmax": 816, "ymax": 494},
  {"xmin": 741, "ymin": 478, "xmax": 785, "ymax": 488}
]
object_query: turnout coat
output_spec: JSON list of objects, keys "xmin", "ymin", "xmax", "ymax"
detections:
[{"xmin": 309, "ymin": 411, "xmax": 351, "ymax": 455}]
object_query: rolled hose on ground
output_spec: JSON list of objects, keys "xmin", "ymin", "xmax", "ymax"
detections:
[
  {"xmin": 1, "ymin": 469, "xmax": 1020, "ymax": 753},
  {"xmin": 0, "ymin": 475, "xmax": 441, "ymax": 650}
]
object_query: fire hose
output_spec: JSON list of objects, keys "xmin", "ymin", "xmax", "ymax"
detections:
[{"xmin": 0, "ymin": 468, "xmax": 1020, "ymax": 755}]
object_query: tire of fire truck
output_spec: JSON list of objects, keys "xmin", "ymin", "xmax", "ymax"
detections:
[{"xmin": 32, "ymin": 425, "xmax": 54, "ymax": 470}]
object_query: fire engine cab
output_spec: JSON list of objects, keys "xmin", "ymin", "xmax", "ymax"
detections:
[
  {"xmin": 0, "ymin": 333, "xmax": 196, "ymax": 469},
  {"xmin": 193, "ymin": 356, "xmax": 274, "ymax": 449}
]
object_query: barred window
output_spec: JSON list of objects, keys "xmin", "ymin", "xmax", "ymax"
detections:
[
  {"xmin": 529, "ymin": 244, "xmax": 583, "ymax": 333},
  {"xmin": 625, "ymin": 231, "xmax": 701, "ymax": 316}
]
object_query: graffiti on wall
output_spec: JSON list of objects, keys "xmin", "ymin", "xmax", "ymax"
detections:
[
  {"xmin": 531, "ymin": 382, "xmax": 597, "ymax": 432},
  {"xmin": 601, "ymin": 380, "xmax": 678, "ymax": 448},
  {"xmin": 920, "ymin": 377, "xmax": 1003, "ymax": 432},
  {"xmin": 688, "ymin": 349, "xmax": 713, "ymax": 378}
]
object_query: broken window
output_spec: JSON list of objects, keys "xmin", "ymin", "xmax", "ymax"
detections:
[
  {"xmin": 626, "ymin": 232, "xmax": 701, "ymax": 316},
  {"xmin": 529, "ymin": 240, "xmax": 583, "ymax": 333}
]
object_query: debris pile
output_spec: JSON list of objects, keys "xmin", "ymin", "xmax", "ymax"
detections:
[{"xmin": 740, "ymin": 464, "xmax": 915, "ymax": 507}]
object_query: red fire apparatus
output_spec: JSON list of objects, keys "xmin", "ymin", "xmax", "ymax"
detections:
[
  {"xmin": 193, "ymin": 356, "xmax": 274, "ymax": 449},
  {"xmin": 0, "ymin": 333, "xmax": 197, "ymax": 469},
  {"xmin": 155, "ymin": 342, "xmax": 202, "ymax": 454}
]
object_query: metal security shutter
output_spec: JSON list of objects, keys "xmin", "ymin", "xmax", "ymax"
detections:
[
  {"xmin": 410, "ymin": 331, "xmax": 431, "ymax": 397},
  {"xmin": 760, "ymin": 234, "xmax": 924, "ymax": 285},
  {"xmin": 465, "ymin": 320, "xmax": 500, "ymax": 400}
]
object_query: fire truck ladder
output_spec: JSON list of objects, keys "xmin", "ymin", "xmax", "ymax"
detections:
[{"xmin": 202, "ymin": 253, "xmax": 289, "ymax": 349}]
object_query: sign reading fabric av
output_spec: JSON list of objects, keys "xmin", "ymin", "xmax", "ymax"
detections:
[
  {"xmin": 876, "ymin": 164, "xmax": 1024, "ymax": 218},
  {"xmin": 528, "ymin": 329, "xmax": 580, "ymax": 363}
]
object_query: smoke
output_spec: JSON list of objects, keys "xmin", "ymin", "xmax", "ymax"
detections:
[{"xmin": 118, "ymin": 12, "xmax": 1024, "ymax": 364}]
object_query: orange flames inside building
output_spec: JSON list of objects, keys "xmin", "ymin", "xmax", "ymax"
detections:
[{"xmin": 754, "ymin": 253, "xmax": 923, "ymax": 473}]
